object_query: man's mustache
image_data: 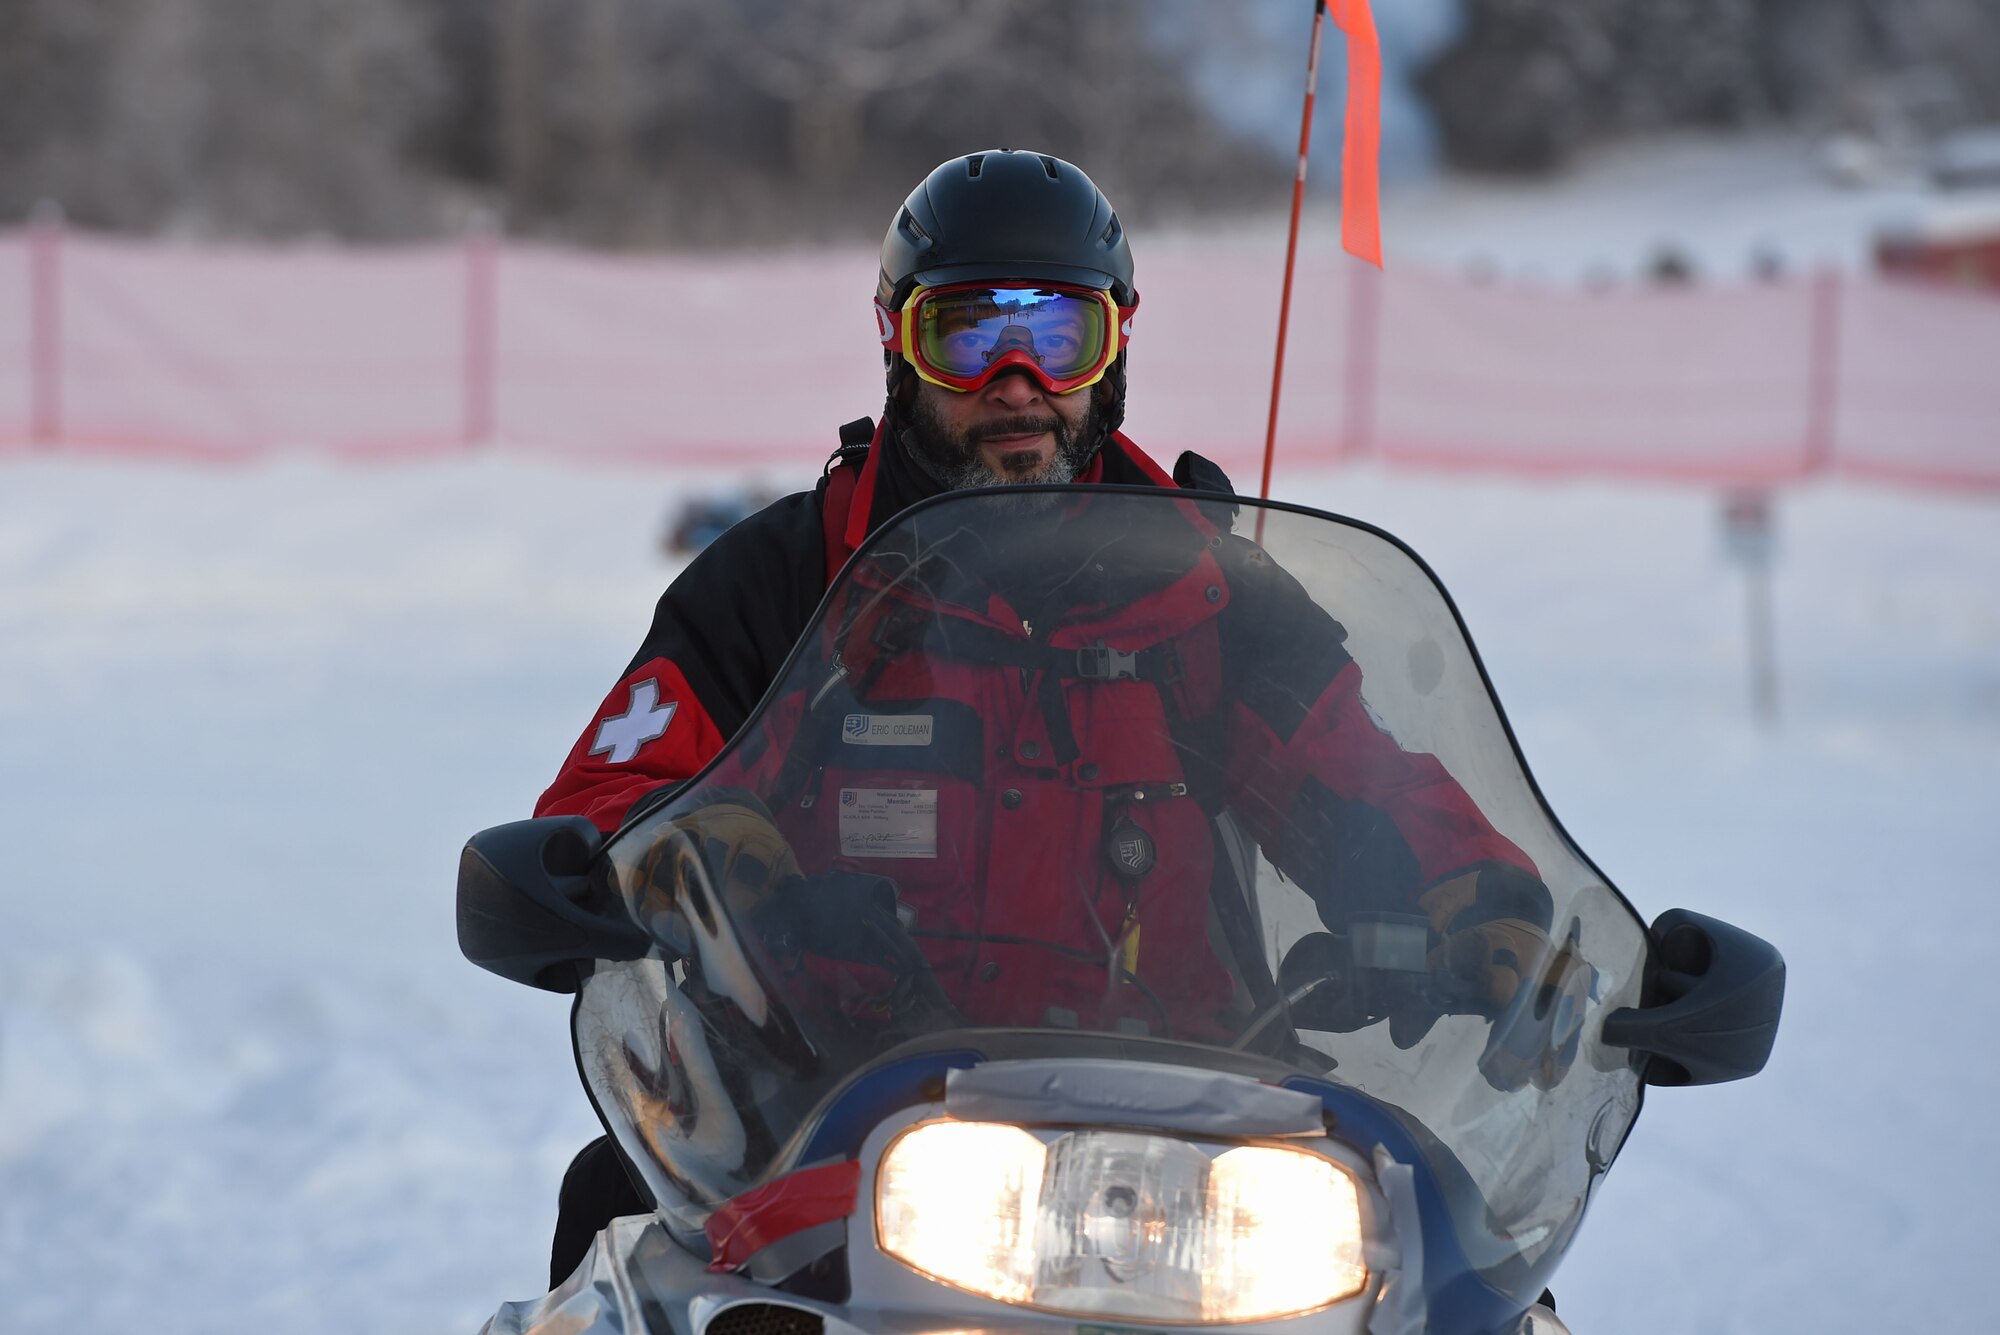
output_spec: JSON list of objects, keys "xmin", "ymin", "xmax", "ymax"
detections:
[{"xmin": 967, "ymin": 414, "xmax": 1065, "ymax": 446}]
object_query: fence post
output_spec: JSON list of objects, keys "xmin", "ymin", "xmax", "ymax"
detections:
[
  {"xmin": 1803, "ymin": 267, "xmax": 1841, "ymax": 476},
  {"xmin": 1341, "ymin": 258, "xmax": 1381, "ymax": 459},
  {"xmin": 463, "ymin": 213, "xmax": 499, "ymax": 448},
  {"xmin": 1720, "ymin": 490, "xmax": 1781, "ymax": 728},
  {"xmin": 29, "ymin": 199, "xmax": 63, "ymax": 446}
]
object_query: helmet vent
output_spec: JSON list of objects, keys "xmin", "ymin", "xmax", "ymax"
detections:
[
  {"xmin": 965, "ymin": 154, "xmax": 985, "ymax": 179},
  {"xmin": 897, "ymin": 208, "xmax": 931, "ymax": 250},
  {"xmin": 1038, "ymin": 154, "xmax": 1061, "ymax": 179},
  {"xmin": 1100, "ymin": 216, "xmax": 1123, "ymax": 249}
]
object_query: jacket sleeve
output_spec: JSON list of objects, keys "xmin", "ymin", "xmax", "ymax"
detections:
[
  {"xmin": 534, "ymin": 491, "xmax": 827, "ymax": 833},
  {"xmin": 1214, "ymin": 539, "xmax": 1536, "ymax": 918}
]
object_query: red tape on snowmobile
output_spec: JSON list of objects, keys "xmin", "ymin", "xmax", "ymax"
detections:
[{"xmin": 704, "ymin": 1160, "xmax": 862, "ymax": 1273}]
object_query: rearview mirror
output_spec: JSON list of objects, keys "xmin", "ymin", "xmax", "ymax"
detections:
[
  {"xmin": 1602, "ymin": 908, "xmax": 1786, "ymax": 1086},
  {"xmin": 456, "ymin": 816, "xmax": 652, "ymax": 993}
]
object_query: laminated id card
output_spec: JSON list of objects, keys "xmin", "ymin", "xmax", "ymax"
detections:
[{"xmin": 837, "ymin": 788, "xmax": 938, "ymax": 859}]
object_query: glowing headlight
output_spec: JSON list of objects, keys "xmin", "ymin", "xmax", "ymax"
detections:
[{"xmin": 876, "ymin": 1123, "xmax": 1368, "ymax": 1323}]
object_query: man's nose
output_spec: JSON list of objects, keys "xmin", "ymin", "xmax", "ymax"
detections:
[{"xmin": 983, "ymin": 370, "xmax": 1045, "ymax": 409}]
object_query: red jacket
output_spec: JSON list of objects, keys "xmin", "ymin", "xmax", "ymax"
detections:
[{"xmin": 539, "ymin": 427, "xmax": 1532, "ymax": 1039}]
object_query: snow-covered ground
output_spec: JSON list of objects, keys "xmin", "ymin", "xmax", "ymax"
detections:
[
  {"xmin": 2, "ymin": 121, "xmax": 1995, "ymax": 1333},
  {"xmin": 1379, "ymin": 131, "xmax": 1956, "ymax": 281},
  {"xmin": 1, "ymin": 446, "xmax": 1994, "ymax": 1333}
]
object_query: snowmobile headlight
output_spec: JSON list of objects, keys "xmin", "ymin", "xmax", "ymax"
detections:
[{"xmin": 875, "ymin": 1122, "xmax": 1368, "ymax": 1323}]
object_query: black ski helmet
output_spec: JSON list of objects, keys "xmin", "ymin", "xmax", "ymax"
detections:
[
  {"xmin": 877, "ymin": 149, "xmax": 1135, "ymax": 309},
  {"xmin": 876, "ymin": 150, "xmax": 1136, "ymax": 438}
]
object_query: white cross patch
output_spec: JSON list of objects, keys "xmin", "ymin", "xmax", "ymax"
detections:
[{"xmin": 589, "ymin": 679, "xmax": 678, "ymax": 764}]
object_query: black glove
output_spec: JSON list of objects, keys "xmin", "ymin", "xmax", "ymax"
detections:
[
  {"xmin": 761, "ymin": 871, "xmax": 906, "ymax": 969},
  {"xmin": 1284, "ymin": 866, "xmax": 1593, "ymax": 1092},
  {"xmin": 638, "ymin": 792, "xmax": 960, "ymax": 1042},
  {"xmin": 1279, "ymin": 919, "xmax": 1435, "ymax": 1037},
  {"xmin": 1458, "ymin": 921, "xmax": 1593, "ymax": 1092},
  {"xmin": 1416, "ymin": 867, "xmax": 1594, "ymax": 1091},
  {"xmin": 756, "ymin": 871, "xmax": 960, "ymax": 1032}
]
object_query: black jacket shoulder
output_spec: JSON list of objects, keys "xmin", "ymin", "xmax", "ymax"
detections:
[{"xmin": 625, "ymin": 489, "xmax": 826, "ymax": 742}]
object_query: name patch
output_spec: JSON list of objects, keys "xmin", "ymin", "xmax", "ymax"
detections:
[
  {"xmin": 841, "ymin": 713, "xmax": 934, "ymax": 747},
  {"xmin": 838, "ymin": 788, "xmax": 938, "ymax": 859}
]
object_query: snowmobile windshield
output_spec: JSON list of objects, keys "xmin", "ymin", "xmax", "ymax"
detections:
[{"xmin": 578, "ymin": 486, "xmax": 1650, "ymax": 1280}]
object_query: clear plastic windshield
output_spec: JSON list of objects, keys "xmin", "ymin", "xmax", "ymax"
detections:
[{"xmin": 577, "ymin": 487, "xmax": 1648, "ymax": 1277}]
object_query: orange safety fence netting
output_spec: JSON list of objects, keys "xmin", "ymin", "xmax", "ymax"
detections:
[{"xmin": 2, "ymin": 229, "xmax": 1996, "ymax": 491}]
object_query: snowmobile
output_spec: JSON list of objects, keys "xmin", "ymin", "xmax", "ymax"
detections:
[{"xmin": 458, "ymin": 485, "xmax": 1784, "ymax": 1335}]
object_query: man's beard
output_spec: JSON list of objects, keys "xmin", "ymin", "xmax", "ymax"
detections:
[{"xmin": 903, "ymin": 390, "xmax": 1098, "ymax": 493}]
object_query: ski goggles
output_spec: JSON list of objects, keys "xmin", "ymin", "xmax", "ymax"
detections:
[{"xmin": 875, "ymin": 282, "xmax": 1136, "ymax": 395}]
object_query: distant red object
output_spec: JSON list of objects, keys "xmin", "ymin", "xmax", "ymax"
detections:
[{"xmin": 1875, "ymin": 200, "xmax": 2000, "ymax": 292}]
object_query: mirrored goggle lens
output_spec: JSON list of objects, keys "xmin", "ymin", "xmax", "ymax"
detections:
[{"xmin": 913, "ymin": 287, "xmax": 1109, "ymax": 381}]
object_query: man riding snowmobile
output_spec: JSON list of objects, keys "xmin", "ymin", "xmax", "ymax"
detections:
[{"xmin": 533, "ymin": 149, "xmax": 1580, "ymax": 1291}]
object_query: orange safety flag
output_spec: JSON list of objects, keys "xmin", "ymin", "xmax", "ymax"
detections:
[{"xmin": 1335, "ymin": 0, "xmax": 1382, "ymax": 267}]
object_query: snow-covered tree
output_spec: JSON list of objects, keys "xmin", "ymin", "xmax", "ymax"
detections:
[{"xmin": 1418, "ymin": 0, "xmax": 2000, "ymax": 173}]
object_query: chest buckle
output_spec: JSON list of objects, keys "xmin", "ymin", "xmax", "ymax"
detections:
[{"xmin": 1075, "ymin": 641, "xmax": 1138, "ymax": 681}]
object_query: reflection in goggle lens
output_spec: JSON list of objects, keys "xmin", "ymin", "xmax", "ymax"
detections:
[{"xmin": 916, "ymin": 287, "xmax": 1107, "ymax": 380}]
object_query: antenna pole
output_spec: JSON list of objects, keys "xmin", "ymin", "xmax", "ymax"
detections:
[{"xmin": 1257, "ymin": 0, "xmax": 1327, "ymax": 539}]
